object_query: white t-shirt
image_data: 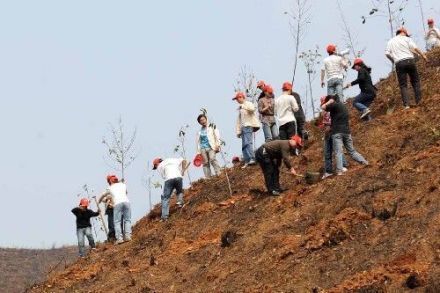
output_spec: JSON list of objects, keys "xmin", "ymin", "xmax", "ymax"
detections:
[
  {"xmin": 385, "ymin": 35, "xmax": 417, "ymax": 63},
  {"xmin": 426, "ymin": 27, "xmax": 440, "ymax": 48},
  {"xmin": 322, "ymin": 55, "xmax": 347, "ymax": 81},
  {"xmin": 158, "ymin": 158, "xmax": 184, "ymax": 181},
  {"xmin": 108, "ymin": 182, "xmax": 129, "ymax": 205},
  {"xmin": 275, "ymin": 94, "xmax": 299, "ymax": 126}
]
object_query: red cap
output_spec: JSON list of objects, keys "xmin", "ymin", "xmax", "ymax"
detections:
[
  {"xmin": 193, "ymin": 154, "xmax": 203, "ymax": 167},
  {"xmin": 106, "ymin": 174, "xmax": 118, "ymax": 183},
  {"xmin": 257, "ymin": 80, "xmax": 266, "ymax": 88},
  {"xmin": 352, "ymin": 58, "xmax": 363, "ymax": 69},
  {"xmin": 290, "ymin": 135, "xmax": 303, "ymax": 147},
  {"xmin": 397, "ymin": 27, "xmax": 410, "ymax": 36},
  {"xmin": 428, "ymin": 18, "xmax": 434, "ymax": 24},
  {"xmin": 79, "ymin": 198, "xmax": 89, "ymax": 207},
  {"xmin": 152, "ymin": 158, "xmax": 162, "ymax": 170},
  {"xmin": 232, "ymin": 92, "xmax": 245, "ymax": 100},
  {"xmin": 232, "ymin": 156, "xmax": 240, "ymax": 163},
  {"xmin": 263, "ymin": 84, "xmax": 273, "ymax": 94},
  {"xmin": 326, "ymin": 44, "xmax": 336, "ymax": 54},
  {"xmin": 282, "ymin": 81, "xmax": 293, "ymax": 91},
  {"xmin": 320, "ymin": 96, "xmax": 327, "ymax": 106}
]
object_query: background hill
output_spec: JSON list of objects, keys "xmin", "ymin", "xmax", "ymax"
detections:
[
  {"xmin": 0, "ymin": 246, "xmax": 77, "ymax": 293},
  {"xmin": 30, "ymin": 48, "xmax": 440, "ymax": 292}
]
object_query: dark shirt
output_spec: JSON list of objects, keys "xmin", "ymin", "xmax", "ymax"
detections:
[
  {"xmin": 350, "ymin": 67, "xmax": 376, "ymax": 94},
  {"xmin": 263, "ymin": 140, "xmax": 293, "ymax": 169},
  {"xmin": 292, "ymin": 92, "xmax": 306, "ymax": 123},
  {"xmin": 325, "ymin": 102, "xmax": 350, "ymax": 135},
  {"xmin": 71, "ymin": 207, "xmax": 100, "ymax": 229}
]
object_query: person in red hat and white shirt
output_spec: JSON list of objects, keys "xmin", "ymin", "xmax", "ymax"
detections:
[
  {"xmin": 233, "ymin": 92, "xmax": 260, "ymax": 168},
  {"xmin": 321, "ymin": 44, "xmax": 348, "ymax": 102},
  {"xmin": 71, "ymin": 198, "xmax": 100, "ymax": 257},
  {"xmin": 153, "ymin": 157, "xmax": 188, "ymax": 221},
  {"xmin": 344, "ymin": 58, "xmax": 376, "ymax": 120},
  {"xmin": 255, "ymin": 135, "xmax": 303, "ymax": 196},
  {"xmin": 196, "ymin": 114, "xmax": 221, "ymax": 177},
  {"xmin": 258, "ymin": 84, "xmax": 278, "ymax": 142},
  {"xmin": 385, "ymin": 27, "xmax": 428, "ymax": 108},
  {"xmin": 275, "ymin": 82, "xmax": 299, "ymax": 140},
  {"xmin": 426, "ymin": 18, "xmax": 440, "ymax": 50}
]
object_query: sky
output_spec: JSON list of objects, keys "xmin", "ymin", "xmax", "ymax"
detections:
[{"xmin": 0, "ymin": 0, "xmax": 438, "ymax": 248}]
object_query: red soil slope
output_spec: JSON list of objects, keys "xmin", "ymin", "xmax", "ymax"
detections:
[{"xmin": 30, "ymin": 48, "xmax": 440, "ymax": 293}]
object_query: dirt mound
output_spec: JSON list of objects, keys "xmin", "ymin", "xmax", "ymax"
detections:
[{"xmin": 30, "ymin": 49, "xmax": 440, "ymax": 292}]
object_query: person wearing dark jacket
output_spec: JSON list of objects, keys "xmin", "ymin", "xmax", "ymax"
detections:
[
  {"xmin": 344, "ymin": 58, "xmax": 376, "ymax": 120},
  {"xmin": 72, "ymin": 198, "xmax": 100, "ymax": 257},
  {"xmin": 255, "ymin": 135, "xmax": 303, "ymax": 196},
  {"xmin": 291, "ymin": 91, "xmax": 307, "ymax": 139}
]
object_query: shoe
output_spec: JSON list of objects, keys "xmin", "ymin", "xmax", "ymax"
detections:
[
  {"xmin": 342, "ymin": 167, "xmax": 348, "ymax": 173},
  {"xmin": 248, "ymin": 160, "xmax": 256, "ymax": 165},
  {"xmin": 176, "ymin": 203, "xmax": 183, "ymax": 208},
  {"xmin": 124, "ymin": 238, "xmax": 132, "ymax": 242},
  {"xmin": 241, "ymin": 164, "xmax": 248, "ymax": 169},
  {"xmin": 159, "ymin": 218, "xmax": 168, "ymax": 223},
  {"xmin": 271, "ymin": 190, "xmax": 281, "ymax": 196},
  {"xmin": 336, "ymin": 172, "xmax": 344, "ymax": 176},
  {"xmin": 404, "ymin": 106, "xmax": 410, "ymax": 110},
  {"xmin": 321, "ymin": 172, "xmax": 333, "ymax": 179},
  {"xmin": 115, "ymin": 239, "xmax": 125, "ymax": 245},
  {"xmin": 360, "ymin": 108, "xmax": 371, "ymax": 119},
  {"xmin": 91, "ymin": 247, "xmax": 97, "ymax": 251}
]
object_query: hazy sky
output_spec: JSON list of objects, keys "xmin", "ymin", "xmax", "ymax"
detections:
[{"xmin": 0, "ymin": 0, "xmax": 438, "ymax": 248}]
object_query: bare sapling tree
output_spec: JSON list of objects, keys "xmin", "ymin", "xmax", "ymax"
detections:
[
  {"xmin": 299, "ymin": 46, "xmax": 322, "ymax": 117},
  {"xmin": 143, "ymin": 162, "xmax": 162, "ymax": 212},
  {"xmin": 102, "ymin": 116, "xmax": 139, "ymax": 180},
  {"xmin": 336, "ymin": 0, "xmax": 366, "ymax": 58},
  {"xmin": 284, "ymin": 0, "xmax": 312, "ymax": 83},
  {"xmin": 174, "ymin": 124, "xmax": 192, "ymax": 184}
]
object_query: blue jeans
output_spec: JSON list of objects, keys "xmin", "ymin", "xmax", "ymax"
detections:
[
  {"xmin": 262, "ymin": 121, "xmax": 278, "ymax": 142},
  {"xmin": 76, "ymin": 227, "xmax": 95, "ymax": 257},
  {"xmin": 353, "ymin": 92, "xmax": 375, "ymax": 113},
  {"xmin": 114, "ymin": 202, "xmax": 132, "ymax": 241},
  {"xmin": 324, "ymin": 135, "xmax": 347, "ymax": 174},
  {"xmin": 161, "ymin": 177, "xmax": 184, "ymax": 220},
  {"xmin": 332, "ymin": 133, "xmax": 368, "ymax": 172},
  {"xmin": 327, "ymin": 78, "xmax": 344, "ymax": 102},
  {"xmin": 241, "ymin": 126, "xmax": 255, "ymax": 163}
]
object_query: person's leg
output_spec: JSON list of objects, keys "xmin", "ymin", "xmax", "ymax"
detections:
[
  {"xmin": 106, "ymin": 208, "xmax": 115, "ymax": 240},
  {"xmin": 327, "ymin": 78, "xmax": 336, "ymax": 96},
  {"xmin": 278, "ymin": 124, "xmax": 287, "ymax": 140},
  {"xmin": 332, "ymin": 133, "xmax": 345, "ymax": 173},
  {"xmin": 76, "ymin": 228, "xmax": 86, "ymax": 257},
  {"xmin": 335, "ymin": 79, "xmax": 344, "ymax": 102},
  {"xmin": 353, "ymin": 93, "xmax": 368, "ymax": 113},
  {"xmin": 407, "ymin": 61, "xmax": 422, "ymax": 105},
  {"xmin": 272, "ymin": 159, "xmax": 281, "ymax": 191},
  {"xmin": 261, "ymin": 122, "xmax": 273, "ymax": 142},
  {"xmin": 396, "ymin": 61, "xmax": 410, "ymax": 107},
  {"xmin": 113, "ymin": 204, "xmax": 123, "ymax": 241},
  {"xmin": 270, "ymin": 122, "xmax": 279, "ymax": 140},
  {"xmin": 342, "ymin": 134, "xmax": 368, "ymax": 164},
  {"xmin": 243, "ymin": 127, "xmax": 255, "ymax": 162},
  {"xmin": 161, "ymin": 179, "xmax": 173, "ymax": 220},
  {"xmin": 324, "ymin": 135, "xmax": 333, "ymax": 174},
  {"xmin": 175, "ymin": 177, "xmax": 184, "ymax": 206},
  {"xmin": 122, "ymin": 202, "xmax": 132, "ymax": 241},
  {"xmin": 286, "ymin": 121, "xmax": 297, "ymax": 138},
  {"xmin": 241, "ymin": 127, "xmax": 250, "ymax": 163},
  {"xmin": 200, "ymin": 148, "xmax": 212, "ymax": 177},
  {"xmin": 85, "ymin": 226, "xmax": 96, "ymax": 249},
  {"xmin": 263, "ymin": 157, "xmax": 276, "ymax": 192},
  {"xmin": 208, "ymin": 149, "xmax": 221, "ymax": 175}
]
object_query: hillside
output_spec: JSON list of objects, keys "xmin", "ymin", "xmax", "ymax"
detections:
[
  {"xmin": 30, "ymin": 48, "xmax": 440, "ymax": 292},
  {"xmin": 0, "ymin": 246, "xmax": 77, "ymax": 293}
]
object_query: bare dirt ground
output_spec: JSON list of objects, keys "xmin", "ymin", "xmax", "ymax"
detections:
[{"xmin": 30, "ymin": 48, "xmax": 440, "ymax": 293}]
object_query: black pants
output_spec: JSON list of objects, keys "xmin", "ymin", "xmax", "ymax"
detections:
[
  {"xmin": 396, "ymin": 58, "xmax": 421, "ymax": 106},
  {"xmin": 279, "ymin": 121, "xmax": 297, "ymax": 140},
  {"xmin": 296, "ymin": 118, "xmax": 306, "ymax": 139},
  {"xmin": 256, "ymin": 146, "xmax": 281, "ymax": 192}
]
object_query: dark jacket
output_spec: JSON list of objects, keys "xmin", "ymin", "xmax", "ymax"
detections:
[
  {"xmin": 71, "ymin": 207, "xmax": 100, "ymax": 229},
  {"xmin": 262, "ymin": 140, "xmax": 293, "ymax": 169},
  {"xmin": 350, "ymin": 67, "xmax": 376, "ymax": 95},
  {"xmin": 292, "ymin": 92, "xmax": 306, "ymax": 123}
]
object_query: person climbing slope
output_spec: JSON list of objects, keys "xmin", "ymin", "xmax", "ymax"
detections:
[
  {"xmin": 196, "ymin": 114, "xmax": 221, "ymax": 178},
  {"xmin": 426, "ymin": 18, "xmax": 440, "ymax": 50},
  {"xmin": 71, "ymin": 198, "xmax": 100, "ymax": 257},
  {"xmin": 258, "ymin": 84, "xmax": 278, "ymax": 142}
]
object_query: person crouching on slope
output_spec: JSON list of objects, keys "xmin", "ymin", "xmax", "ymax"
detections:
[
  {"xmin": 196, "ymin": 114, "xmax": 222, "ymax": 178},
  {"xmin": 321, "ymin": 95, "xmax": 369, "ymax": 176},
  {"xmin": 233, "ymin": 92, "xmax": 260, "ymax": 168},
  {"xmin": 255, "ymin": 135, "xmax": 303, "ymax": 196},
  {"xmin": 344, "ymin": 58, "xmax": 376, "ymax": 121},
  {"xmin": 153, "ymin": 157, "xmax": 188, "ymax": 221},
  {"xmin": 71, "ymin": 198, "xmax": 100, "ymax": 257}
]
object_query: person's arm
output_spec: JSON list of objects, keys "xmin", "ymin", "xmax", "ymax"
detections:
[
  {"xmin": 98, "ymin": 192, "xmax": 109, "ymax": 204},
  {"xmin": 290, "ymin": 96, "xmax": 299, "ymax": 112},
  {"xmin": 321, "ymin": 99, "xmax": 335, "ymax": 111},
  {"xmin": 385, "ymin": 41, "xmax": 395, "ymax": 64},
  {"xmin": 71, "ymin": 207, "xmax": 80, "ymax": 215},
  {"xmin": 408, "ymin": 39, "xmax": 428, "ymax": 61},
  {"xmin": 320, "ymin": 68, "xmax": 325, "ymax": 88},
  {"xmin": 258, "ymin": 99, "xmax": 265, "ymax": 114},
  {"xmin": 346, "ymin": 70, "xmax": 365, "ymax": 88},
  {"xmin": 89, "ymin": 209, "xmax": 100, "ymax": 217},
  {"xmin": 241, "ymin": 101, "xmax": 255, "ymax": 112},
  {"xmin": 280, "ymin": 143, "xmax": 292, "ymax": 169},
  {"xmin": 196, "ymin": 131, "xmax": 201, "ymax": 154},
  {"xmin": 213, "ymin": 128, "xmax": 221, "ymax": 151},
  {"xmin": 340, "ymin": 56, "xmax": 349, "ymax": 70},
  {"xmin": 181, "ymin": 159, "xmax": 189, "ymax": 176}
]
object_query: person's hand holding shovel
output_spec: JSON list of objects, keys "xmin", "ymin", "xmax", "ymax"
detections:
[{"xmin": 291, "ymin": 167, "xmax": 304, "ymax": 178}]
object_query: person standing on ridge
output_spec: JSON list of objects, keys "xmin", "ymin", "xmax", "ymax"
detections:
[
  {"xmin": 98, "ymin": 174, "xmax": 123, "ymax": 242},
  {"xmin": 153, "ymin": 157, "xmax": 188, "ymax": 221},
  {"xmin": 255, "ymin": 135, "xmax": 303, "ymax": 196},
  {"xmin": 257, "ymin": 80, "xmax": 266, "ymax": 100},
  {"xmin": 385, "ymin": 27, "xmax": 428, "ymax": 109},
  {"xmin": 71, "ymin": 198, "xmax": 100, "ymax": 257},
  {"xmin": 344, "ymin": 58, "xmax": 376, "ymax": 121},
  {"xmin": 258, "ymin": 84, "xmax": 278, "ymax": 142},
  {"xmin": 287, "ymin": 84, "xmax": 307, "ymax": 140},
  {"xmin": 233, "ymin": 92, "xmax": 260, "ymax": 168},
  {"xmin": 321, "ymin": 44, "xmax": 348, "ymax": 102},
  {"xmin": 275, "ymin": 82, "xmax": 299, "ymax": 140},
  {"xmin": 196, "ymin": 114, "xmax": 221, "ymax": 178},
  {"xmin": 426, "ymin": 18, "xmax": 440, "ymax": 50},
  {"xmin": 321, "ymin": 95, "xmax": 369, "ymax": 176}
]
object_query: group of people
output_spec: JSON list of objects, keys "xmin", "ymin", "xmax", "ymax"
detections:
[{"xmin": 71, "ymin": 20, "xmax": 437, "ymax": 257}]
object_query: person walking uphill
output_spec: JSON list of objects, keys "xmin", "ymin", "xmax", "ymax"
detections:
[
  {"xmin": 344, "ymin": 58, "xmax": 376, "ymax": 120},
  {"xmin": 258, "ymin": 84, "xmax": 278, "ymax": 142},
  {"xmin": 275, "ymin": 82, "xmax": 299, "ymax": 140},
  {"xmin": 256, "ymin": 135, "xmax": 303, "ymax": 196},
  {"xmin": 321, "ymin": 95, "xmax": 369, "ymax": 175},
  {"xmin": 321, "ymin": 44, "xmax": 348, "ymax": 102},
  {"xmin": 196, "ymin": 114, "xmax": 221, "ymax": 178},
  {"xmin": 233, "ymin": 92, "xmax": 260, "ymax": 168},
  {"xmin": 99, "ymin": 175, "xmax": 131, "ymax": 244},
  {"xmin": 385, "ymin": 27, "xmax": 428, "ymax": 108},
  {"xmin": 153, "ymin": 157, "xmax": 188, "ymax": 221},
  {"xmin": 426, "ymin": 18, "xmax": 440, "ymax": 50},
  {"xmin": 71, "ymin": 198, "xmax": 100, "ymax": 257}
]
